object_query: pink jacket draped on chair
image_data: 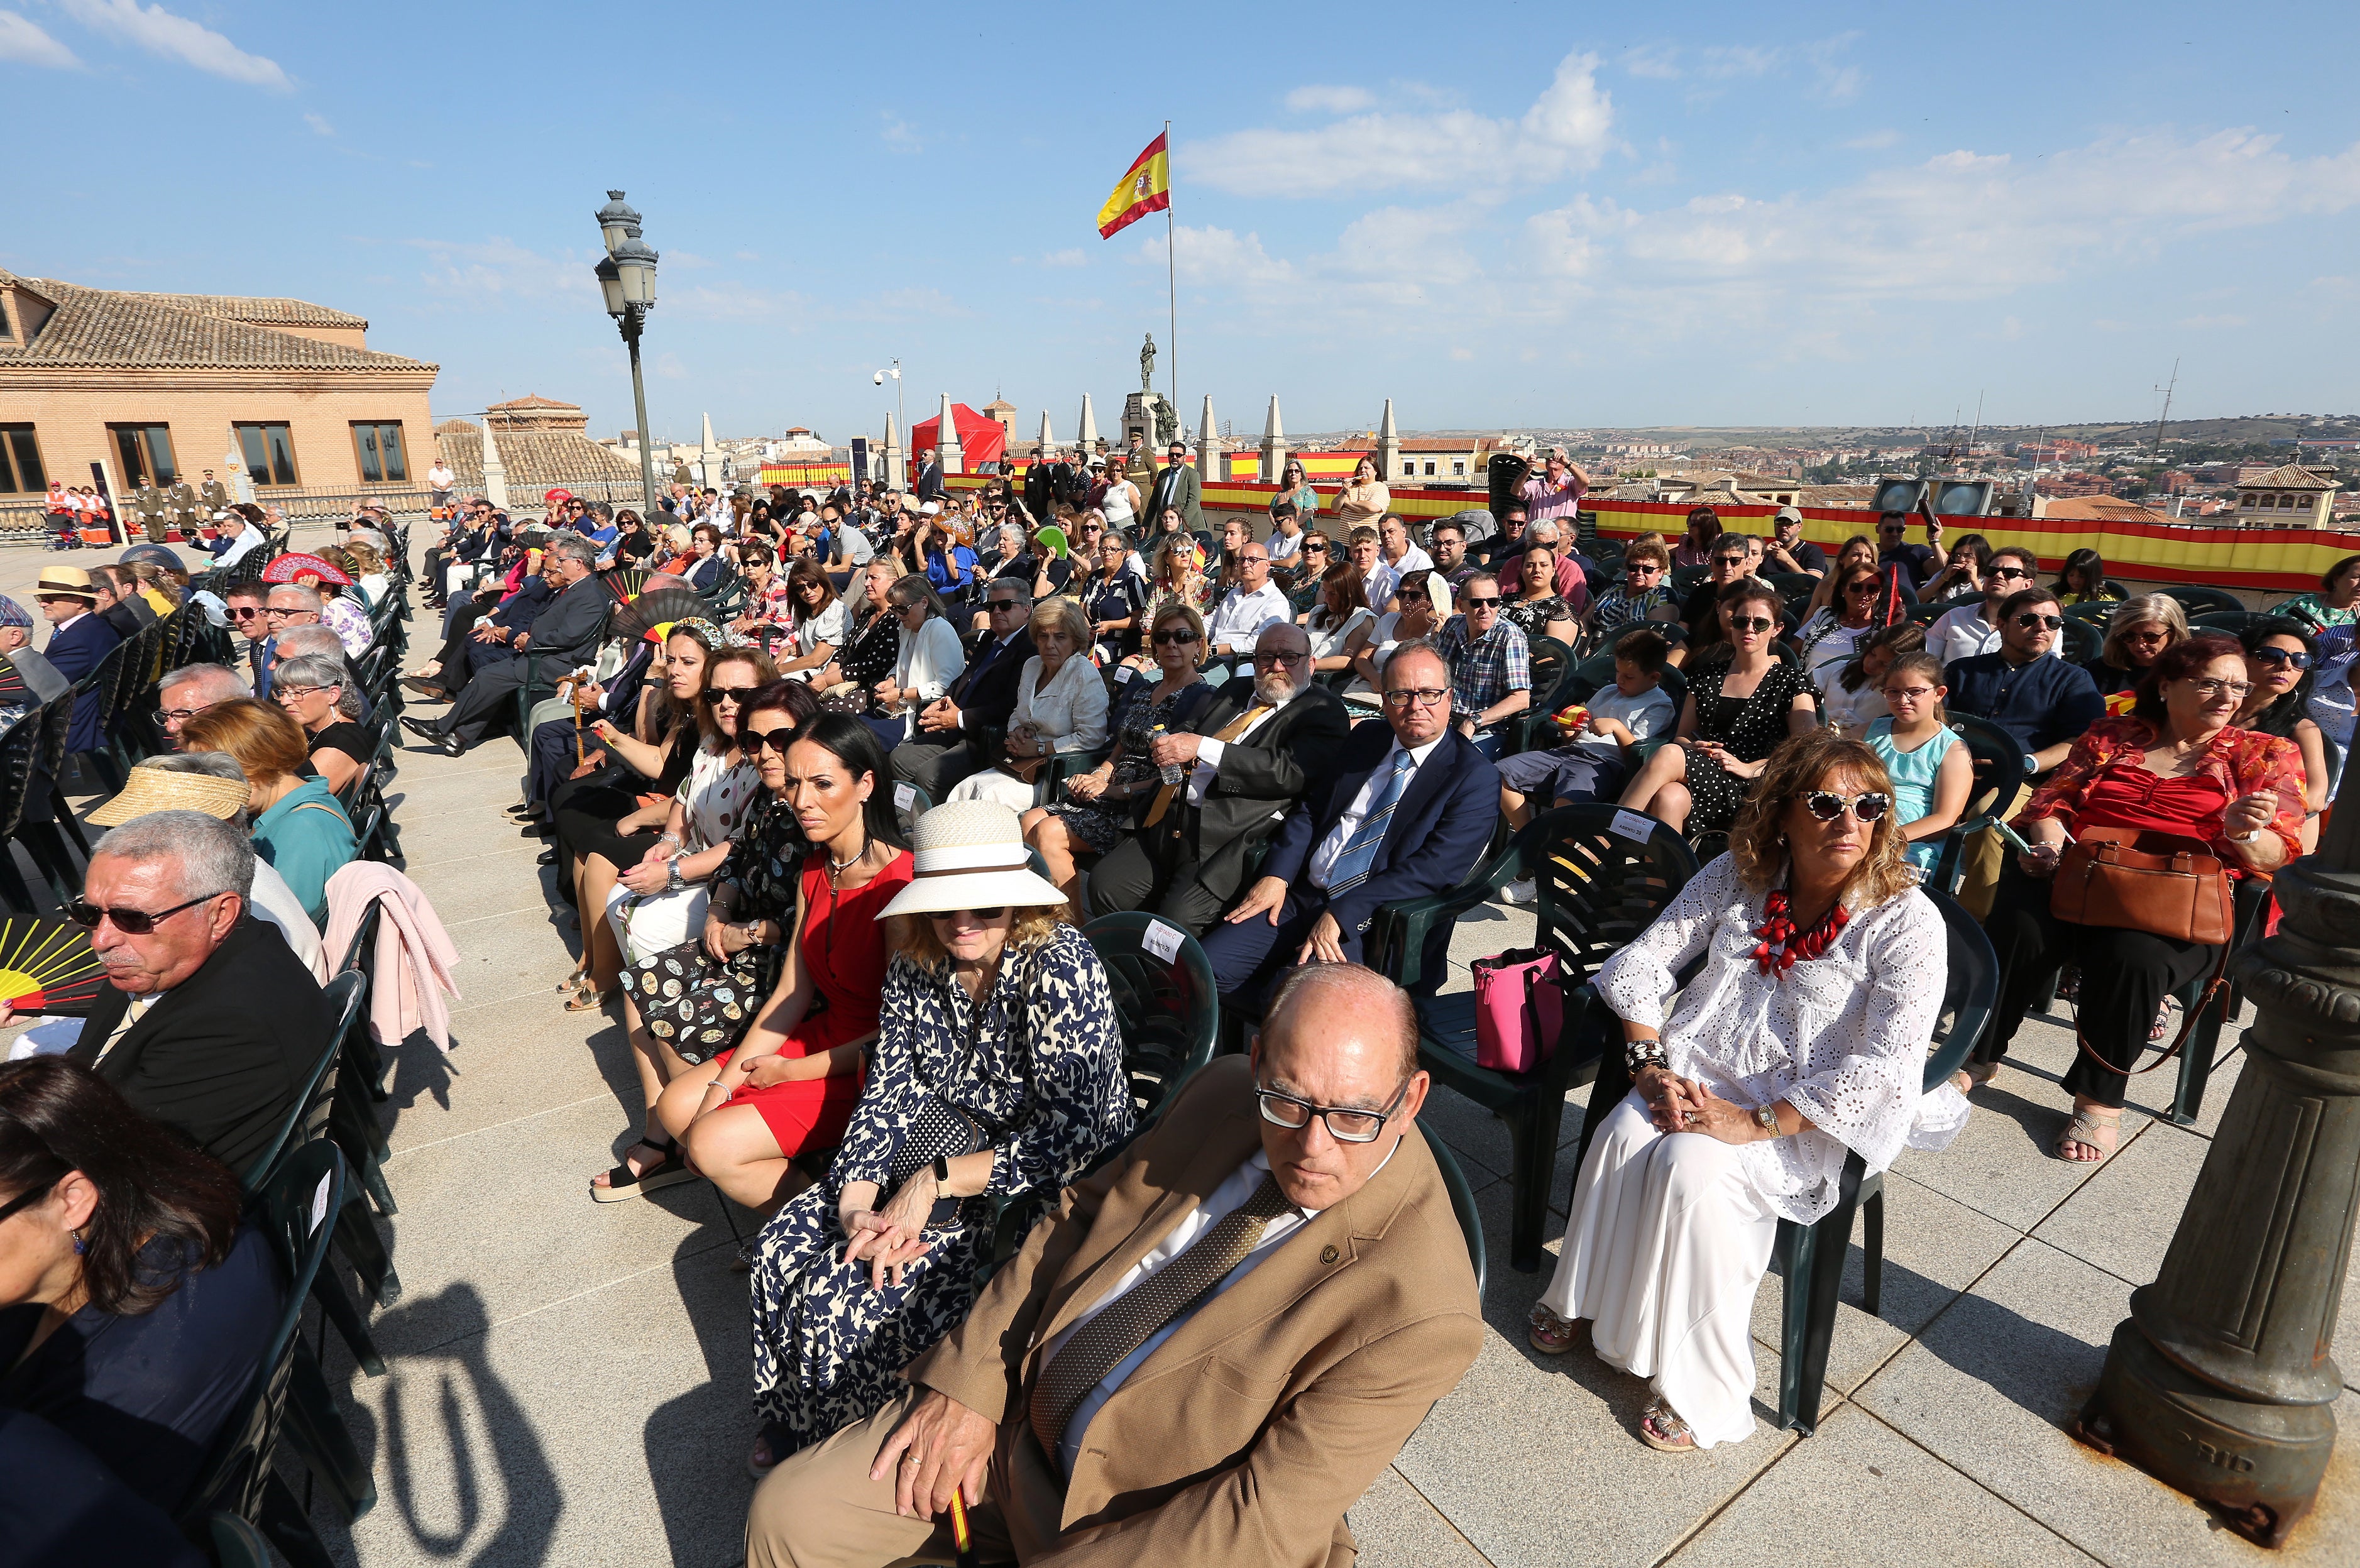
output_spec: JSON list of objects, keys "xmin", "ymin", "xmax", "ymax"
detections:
[{"xmin": 322, "ymin": 862, "xmax": 463, "ymax": 1052}]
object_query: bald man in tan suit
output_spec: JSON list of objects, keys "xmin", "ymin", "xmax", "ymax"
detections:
[{"xmin": 747, "ymin": 963, "xmax": 1482, "ymax": 1567}]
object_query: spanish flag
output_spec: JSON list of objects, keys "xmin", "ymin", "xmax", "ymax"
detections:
[{"xmin": 1097, "ymin": 133, "xmax": 1170, "ymax": 239}]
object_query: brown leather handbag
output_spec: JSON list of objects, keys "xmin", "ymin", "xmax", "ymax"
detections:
[{"xmin": 2048, "ymin": 826, "xmax": 2232, "ymax": 946}]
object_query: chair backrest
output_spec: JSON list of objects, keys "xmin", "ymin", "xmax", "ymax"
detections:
[
  {"xmin": 206, "ymin": 1511, "xmax": 276, "ymax": 1568},
  {"xmin": 1929, "ymin": 713, "xmax": 2029, "ymax": 892},
  {"xmin": 2060, "ymin": 618, "xmax": 2102, "ymax": 664},
  {"xmin": 1765, "ymin": 571, "xmax": 1818, "ymax": 601},
  {"xmin": 1670, "ymin": 563, "xmax": 1710, "ymax": 595},
  {"xmin": 0, "ymin": 709, "xmax": 40, "ymax": 840},
  {"xmin": 179, "ymin": 1140, "xmax": 343, "ymax": 1530},
  {"xmin": 2062, "ymin": 599, "xmax": 2114, "ymax": 627},
  {"xmin": 1526, "ymin": 634, "xmax": 1573, "ymax": 712},
  {"xmin": 1081, "ymin": 912, "xmax": 1220, "ymax": 1123},
  {"xmin": 2161, "ymin": 584, "xmax": 2244, "ymax": 618},
  {"xmin": 1923, "ymin": 887, "xmax": 1999, "ymax": 1089},
  {"xmin": 239, "ymin": 971, "xmax": 363, "ymax": 1190},
  {"xmin": 1518, "ymin": 803, "xmax": 1702, "ymax": 989},
  {"xmin": 1420, "ymin": 1127, "xmax": 1486, "ymax": 1302},
  {"xmin": 2190, "ymin": 610, "xmax": 2267, "ymax": 639}
]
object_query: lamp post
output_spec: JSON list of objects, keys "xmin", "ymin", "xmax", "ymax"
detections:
[
  {"xmin": 593, "ymin": 190, "xmax": 661, "ymax": 518},
  {"xmin": 874, "ymin": 360, "xmax": 903, "ymax": 490}
]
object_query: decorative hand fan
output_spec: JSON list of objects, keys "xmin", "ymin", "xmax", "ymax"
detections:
[
  {"xmin": 0, "ymin": 918, "xmax": 110, "ymax": 1016},
  {"xmin": 601, "ymin": 566, "xmax": 653, "ymax": 602},
  {"xmin": 612, "ymin": 586, "xmax": 710, "ymax": 645},
  {"xmin": 1035, "ymin": 526, "xmax": 1068, "ymax": 560},
  {"xmin": 260, "ymin": 552, "xmax": 356, "ymax": 588}
]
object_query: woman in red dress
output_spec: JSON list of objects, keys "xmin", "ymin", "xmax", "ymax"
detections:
[{"xmin": 657, "ymin": 714, "xmax": 913, "ymax": 1210}]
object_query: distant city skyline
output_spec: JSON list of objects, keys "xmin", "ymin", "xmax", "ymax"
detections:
[{"xmin": 7, "ymin": 1, "xmax": 2355, "ymax": 441}]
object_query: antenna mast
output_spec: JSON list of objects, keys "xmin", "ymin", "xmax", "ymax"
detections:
[{"xmin": 2151, "ymin": 358, "xmax": 2179, "ymax": 461}]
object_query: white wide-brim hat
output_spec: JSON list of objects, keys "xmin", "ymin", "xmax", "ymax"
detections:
[{"xmin": 877, "ymin": 800, "xmax": 1069, "ymax": 919}]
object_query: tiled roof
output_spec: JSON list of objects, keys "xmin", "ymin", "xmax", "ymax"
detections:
[
  {"xmin": 2042, "ymin": 496, "xmax": 2168, "ymax": 524},
  {"xmin": 2237, "ymin": 464, "xmax": 2335, "ymax": 490},
  {"xmin": 488, "ymin": 394, "xmax": 579, "ymax": 410},
  {"xmin": 0, "ymin": 273, "xmax": 431, "ymax": 373},
  {"xmin": 113, "ymin": 291, "xmax": 366, "ymax": 329},
  {"xmin": 434, "ymin": 421, "xmax": 637, "ymax": 488}
]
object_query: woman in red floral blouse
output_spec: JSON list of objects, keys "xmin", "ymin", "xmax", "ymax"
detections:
[{"xmin": 1967, "ymin": 633, "xmax": 2303, "ymax": 1163}]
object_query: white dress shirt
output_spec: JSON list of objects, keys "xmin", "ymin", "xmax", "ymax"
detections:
[
  {"xmin": 1205, "ymin": 582, "xmax": 1295, "ymax": 655},
  {"xmin": 1307, "ymin": 735, "xmax": 1443, "ymax": 889},
  {"xmin": 1929, "ymin": 601, "xmax": 2061, "ymax": 666}
]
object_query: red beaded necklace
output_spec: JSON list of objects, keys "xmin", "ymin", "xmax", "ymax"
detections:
[{"xmin": 1752, "ymin": 889, "xmax": 1848, "ymax": 976}]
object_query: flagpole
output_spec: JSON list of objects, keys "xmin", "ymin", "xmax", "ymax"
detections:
[{"xmin": 1164, "ymin": 118, "xmax": 1177, "ymax": 447}]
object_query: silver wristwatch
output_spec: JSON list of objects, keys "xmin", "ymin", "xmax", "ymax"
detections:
[{"xmin": 1753, "ymin": 1102, "xmax": 1781, "ymax": 1138}]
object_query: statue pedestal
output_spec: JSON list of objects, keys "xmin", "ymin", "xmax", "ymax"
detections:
[{"xmin": 1123, "ymin": 392, "xmax": 1177, "ymax": 451}]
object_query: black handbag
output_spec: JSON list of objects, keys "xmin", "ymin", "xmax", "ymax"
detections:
[{"xmin": 883, "ymin": 1097, "xmax": 985, "ymax": 1227}]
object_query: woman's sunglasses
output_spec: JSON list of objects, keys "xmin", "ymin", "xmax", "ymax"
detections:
[
  {"xmin": 1153, "ymin": 628, "xmax": 1200, "ymax": 645},
  {"xmin": 927, "ymin": 907, "xmax": 1007, "ymax": 922},
  {"xmin": 2251, "ymin": 647, "xmax": 2312, "ymax": 670},
  {"xmin": 1729, "ymin": 615, "xmax": 1776, "ymax": 633},
  {"xmin": 744, "ymin": 728, "xmax": 794, "ymax": 755},
  {"xmin": 1803, "ymin": 790, "xmax": 1890, "ymax": 823},
  {"xmin": 706, "ymin": 686, "xmax": 762, "ymax": 705}
]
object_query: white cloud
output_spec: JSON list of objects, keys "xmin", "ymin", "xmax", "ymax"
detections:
[
  {"xmin": 1623, "ymin": 33, "xmax": 1863, "ymax": 103},
  {"xmin": 1285, "ymin": 84, "xmax": 1374, "ymax": 114},
  {"xmin": 303, "ymin": 112, "xmax": 333, "ymax": 136},
  {"xmin": 1844, "ymin": 129, "xmax": 1901, "ymax": 150},
  {"xmin": 1038, "ymin": 249, "xmax": 1087, "ymax": 268},
  {"xmin": 0, "ymin": 10, "xmax": 79, "ymax": 67},
  {"xmin": 1623, "ymin": 45, "xmax": 1679, "ymax": 80},
  {"xmin": 1183, "ymin": 50, "xmax": 1612, "ymax": 195},
  {"xmin": 58, "ymin": 0, "xmax": 288, "ymax": 88},
  {"xmin": 667, "ymin": 282, "xmax": 806, "ymax": 324},
  {"xmin": 402, "ymin": 238, "xmax": 596, "ymax": 306},
  {"xmin": 881, "ymin": 113, "xmax": 921, "ymax": 155}
]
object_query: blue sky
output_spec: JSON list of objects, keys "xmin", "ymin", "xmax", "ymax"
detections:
[{"xmin": 7, "ymin": 1, "xmax": 2356, "ymax": 445}]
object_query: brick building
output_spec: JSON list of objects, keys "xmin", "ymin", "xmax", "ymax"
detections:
[{"xmin": 0, "ymin": 269, "xmax": 436, "ymax": 515}]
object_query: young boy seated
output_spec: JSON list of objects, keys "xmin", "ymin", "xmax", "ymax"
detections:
[{"xmin": 1497, "ymin": 627, "xmax": 1676, "ymax": 826}]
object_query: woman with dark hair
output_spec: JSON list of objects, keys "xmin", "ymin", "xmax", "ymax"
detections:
[
  {"xmin": 1822, "ymin": 622, "xmax": 1926, "ymax": 734},
  {"xmin": 1803, "ymin": 534, "xmax": 1877, "ymax": 619},
  {"xmin": 1503, "ymin": 544, "xmax": 1581, "ymax": 646},
  {"xmin": 1332, "ymin": 455, "xmax": 1389, "ymax": 532},
  {"xmin": 744, "ymin": 800, "xmax": 1131, "ymax": 1476},
  {"xmin": 2236, "ymin": 617, "xmax": 2329, "ymax": 850},
  {"xmin": 1918, "ymin": 531, "xmax": 1992, "ymax": 602},
  {"xmin": 686, "ymin": 524, "xmax": 725, "ymax": 593},
  {"xmin": 1967, "ymin": 633, "xmax": 2303, "ymax": 1161},
  {"xmin": 2082, "ymin": 594, "xmax": 2188, "ymax": 701},
  {"xmin": 1532, "ymin": 732, "xmax": 1954, "ymax": 1450},
  {"xmin": 1618, "ymin": 579, "xmax": 1821, "ymax": 835},
  {"xmin": 2052, "ymin": 547, "xmax": 2121, "ymax": 606},
  {"xmin": 1796, "ymin": 564, "xmax": 1893, "ymax": 690},
  {"xmin": 869, "ymin": 573, "xmax": 964, "ymax": 748},
  {"xmin": 2280, "ymin": 554, "xmax": 2360, "ymax": 635},
  {"xmin": 1306, "ymin": 559, "xmax": 1376, "ymax": 671},
  {"xmin": 1268, "ymin": 457, "xmax": 1317, "ymax": 530},
  {"xmin": 0, "ymin": 1058, "xmax": 281, "ymax": 1508},
  {"xmin": 613, "ymin": 509, "xmax": 656, "ymax": 566},
  {"xmin": 653, "ymin": 714, "xmax": 914, "ymax": 1213},
  {"xmin": 773, "ymin": 558, "xmax": 848, "ymax": 682},
  {"xmin": 597, "ymin": 679, "xmax": 821, "ymax": 1201}
]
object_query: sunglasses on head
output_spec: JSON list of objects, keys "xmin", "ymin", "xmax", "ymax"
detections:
[
  {"xmin": 66, "ymin": 891, "xmax": 221, "ymax": 934},
  {"xmin": 1803, "ymin": 790, "xmax": 1889, "ymax": 823},
  {"xmin": 2252, "ymin": 647, "xmax": 2312, "ymax": 669},
  {"xmin": 2014, "ymin": 613, "xmax": 2063, "ymax": 630}
]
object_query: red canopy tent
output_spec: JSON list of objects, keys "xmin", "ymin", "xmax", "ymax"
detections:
[{"xmin": 908, "ymin": 402, "xmax": 1007, "ymax": 473}]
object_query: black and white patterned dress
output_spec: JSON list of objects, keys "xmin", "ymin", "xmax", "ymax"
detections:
[
  {"xmin": 1682, "ymin": 657, "xmax": 1819, "ymax": 834},
  {"xmin": 1041, "ymin": 676, "xmax": 1205, "ymax": 854},
  {"xmin": 747, "ymin": 925, "xmax": 1133, "ymax": 1452}
]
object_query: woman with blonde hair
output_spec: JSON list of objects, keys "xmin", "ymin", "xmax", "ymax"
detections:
[
  {"xmin": 1531, "ymin": 731, "xmax": 1958, "ymax": 1451},
  {"xmin": 946, "ymin": 597, "xmax": 1107, "ymax": 809},
  {"xmin": 742, "ymin": 801, "xmax": 1131, "ymax": 1474},
  {"xmin": 2082, "ymin": 593, "xmax": 2188, "ymax": 700},
  {"xmin": 180, "ymin": 698, "xmax": 356, "ymax": 924}
]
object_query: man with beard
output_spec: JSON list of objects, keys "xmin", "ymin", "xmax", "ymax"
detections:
[{"xmin": 1086, "ymin": 622, "xmax": 1351, "ymax": 935}]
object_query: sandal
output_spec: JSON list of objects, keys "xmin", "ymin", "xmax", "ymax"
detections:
[
  {"xmin": 565, "ymin": 985, "xmax": 615, "ymax": 1013},
  {"xmin": 1954, "ymin": 1061, "xmax": 1999, "ymax": 1094},
  {"xmin": 591, "ymin": 1136, "xmax": 695, "ymax": 1203},
  {"xmin": 1638, "ymin": 1398, "xmax": 1697, "ymax": 1453},
  {"xmin": 2053, "ymin": 1107, "xmax": 2119, "ymax": 1165},
  {"xmin": 1528, "ymin": 1303, "xmax": 1578, "ymax": 1356},
  {"xmin": 745, "ymin": 1420, "xmax": 795, "ymax": 1481},
  {"xmin": 556, "ymin": 970, "xmax": 590, "ymax": 996},
  {"xmin": 2150, "ymin": 1002, "xmax": 2175, "ymax": 1042}
]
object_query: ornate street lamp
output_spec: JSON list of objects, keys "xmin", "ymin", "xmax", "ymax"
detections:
[{"xmin": 593, "ymin": 190, "xmax": 660, "ymax": 517}]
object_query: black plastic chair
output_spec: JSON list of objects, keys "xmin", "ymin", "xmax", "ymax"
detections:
[
  {"xmin": 1422, "ymin": 1127, "xmax": 1486, "ymax": 1303},
  {"xmin": 206, "ymin": 1511, "xmax": 275, "ymax": 1568},
  {"xmin": 2161, "ymin": 584, "xmax": 2244, "ymax": 618},
  {"xmin": 2061, "ymin": 600, "xmax": 2114, "ymax": 629},
  {"xmin": 178, "ymin": 1141, "xmax": 346, "ymax": 1568},
  {"xmin": 1928, "ymin": 714, "xmax": 2031, "ymax": 895},
  {"xmin": 1081, "ymin": 911, "xmax": 1221, "ymax": 1119},
  {"xmin": 64, "ymin": 638, "xmax": 138, "ymax": 792},
  {"xmin": 1368, "ymin": 804, "xmax": 1701, "ymax": 1271},
  {"xmin": 2190, "ymin": 610, "xmax": 2268, "ymax": 640},
  {"xmin": 1507, "ymin": 634, "xmax": 1576, "ymax": 755},
  {"xmin": 2060, "ymin": 618, "xmax": 2102, "ymax": 663},
  {"xmin": 1764, "ymin": 571, "xmax": 1819, "ymax": 602},
  {"xmin": 1670, "ymin": 564, "xmax": 1710, "ymax": 596},
  {"xmin": 1564, "ymin": 886, "xmax": 1997, "ymax": 1436},
  {"xmin": 2166, "ymin": 875, "xmax": 2271, "ymax": 1127}
]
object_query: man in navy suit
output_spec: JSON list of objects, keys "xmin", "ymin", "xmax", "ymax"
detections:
[
  {"xmin": 889, "ymin": 584, "xmax": 1036, "ymax": 799},
  {"xmin": 34, "ymin": 565, "xmax": 124, "ymax": 757},
  {"xmin": 1201, "ymin": 639, "xmax": 1499, "ymax": 1012}
]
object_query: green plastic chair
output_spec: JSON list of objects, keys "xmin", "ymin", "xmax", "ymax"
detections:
[
  {"xmin": 1422, "ymin": 1127, "xmax": 1486, "ymax": 1302},
  {"xmin": 2190, "ymin": 610, "xmax": 2269, "ymax": 639},
  {"xmin": 1367, "ymin": 803, "xmax": 1701, "ymax": 1271},
  {"xmin": 1080, "ymin": 911, "xmax": 1221, "ymax": 1119},
  {"xmin": 2160, "ymin": 584, "xmax": 2244, "ymax": 618},
  {"xmin": 1928, "ymin": 714, "xmax": 2030, "ymax": 896}
]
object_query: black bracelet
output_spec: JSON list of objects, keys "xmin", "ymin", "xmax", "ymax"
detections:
[{"xmin": 1624, "ymin": 1038, "xmax": 1668, "ymax": 1077}]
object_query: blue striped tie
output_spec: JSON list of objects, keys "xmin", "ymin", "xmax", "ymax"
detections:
[{"xmin": 1324, "ymin": 748, "xmax": 1416, "ymax": 895}]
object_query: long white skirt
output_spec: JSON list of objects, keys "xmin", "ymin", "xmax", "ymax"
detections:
[{"xmin": 1538, "ymin": 1090, "xmax": 1779, "ymax": 1449}]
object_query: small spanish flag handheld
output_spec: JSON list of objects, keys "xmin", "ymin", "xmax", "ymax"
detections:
[{"xmin": 1097, "ymin": 133, "xmax": 1171, "ymax": 239}]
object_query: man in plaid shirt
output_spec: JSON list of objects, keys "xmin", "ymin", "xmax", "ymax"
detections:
[{"xmin": 1434, "ymin": 573, "xmax": 1530, "ymax": 758}]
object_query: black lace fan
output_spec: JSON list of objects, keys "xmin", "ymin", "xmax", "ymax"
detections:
[{"xmin": 609, "ymin": 586, "xmax": 710, "ymax": 645}]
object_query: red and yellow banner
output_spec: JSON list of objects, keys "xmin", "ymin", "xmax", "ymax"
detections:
[
  {"xmin": 755, "ymin": 463, "xmax": 850, "ymax": 488},
  {"xmin": 1098, "ymin": 133, "xmax": 1171, "ymax": 239}
]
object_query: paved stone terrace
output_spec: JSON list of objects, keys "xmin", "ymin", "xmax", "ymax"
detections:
[{"xmin": 10, "ymin": 539, "xmax": 2352, "ymax": 1568}]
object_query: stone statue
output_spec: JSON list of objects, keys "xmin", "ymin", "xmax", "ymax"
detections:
[
  {"xmin": 1154, "ymin": 400, "xmax": 1180, "ymax": 448},
  {"xmin": 1139, "ymin": 334, "xmax": 1156, "ymax": 393}
]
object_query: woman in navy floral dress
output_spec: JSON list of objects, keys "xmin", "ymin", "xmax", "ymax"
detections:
[{"xmin": 745, "ymin": 801, "xmax": 1133, "ymax": 1474}]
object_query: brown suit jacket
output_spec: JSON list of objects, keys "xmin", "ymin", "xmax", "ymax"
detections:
[{"xmin": 909, "ymin": 1055, "xmax": 1481, "ymax": 1567}]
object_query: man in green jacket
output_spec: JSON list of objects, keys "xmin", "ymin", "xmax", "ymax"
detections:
[{"xmin": 1141, "ymin": 439, "xmax": 1202, "ymax": 537}]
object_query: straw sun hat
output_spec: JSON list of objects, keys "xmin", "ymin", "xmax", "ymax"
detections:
[
  {"xmin": 89, "ymin": 767, "xmax": 250, "ymax": 827},
  {"xmin": 875, "ymin": 801, "xmax": 1067, "ymax": 919}
]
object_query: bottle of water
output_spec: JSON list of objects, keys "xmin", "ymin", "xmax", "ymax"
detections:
[{"xmin": 1152, "ymin": 723, "xmax": 1185, "ymax": 786}]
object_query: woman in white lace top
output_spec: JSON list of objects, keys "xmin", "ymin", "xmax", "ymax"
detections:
[{"xmin": 1530, "ymin": 730, "xmax": 1963, "ymax": 1452}]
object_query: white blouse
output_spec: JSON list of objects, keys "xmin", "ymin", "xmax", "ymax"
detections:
[
  {"xmin": 896, "ymin": 615, "xmax": 965, "ymax": 706},
  {"xmin": 1010, "ymin": 653, "xmax": 1110, "ymax": 754},
  {"xmin": 1308, "ymin": 605, "xmax": 1374, "ymax": 662},
  {"xmin": 792, "ymin": 596, "xmax": 851, "ymax": 659},
  {"xmin": 1594, "ymin": 854, "xmax": 1963, "ymax": 1224}
]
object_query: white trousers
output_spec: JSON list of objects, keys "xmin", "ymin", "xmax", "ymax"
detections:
[{"xmin": 1539, "ymin": 1090, "xmax": 1779, "ymax": 1448}]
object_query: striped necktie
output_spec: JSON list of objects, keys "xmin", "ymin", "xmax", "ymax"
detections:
[
  {"xmin": 1028, "ymin": 1173, "xmax": 1295, "ymax": 1462},
  {"xmin": 1144, "ymin": 703, "xmax": 1270, "ymax": 827},
  {"xmin": 1323, "ymin": 748, "xmax": 1417, "ymax": 895}
]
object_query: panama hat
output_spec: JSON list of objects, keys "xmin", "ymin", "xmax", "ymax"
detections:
[
  {"xmin": 876, "ymin": 800, "xmax": 1068, "ymax": 919},
  {"xmin": 33, "ymin": 565, "xmax": 97, "ymax": 603},
  {"xmin": 89, "ymin": 767, "xmax": 250, "ymax": 827}
]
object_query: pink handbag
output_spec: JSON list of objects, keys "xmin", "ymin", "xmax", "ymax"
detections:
[{"xmin": 1472, "ymin": 948, "xmax": 1566, "ymax": 1073}]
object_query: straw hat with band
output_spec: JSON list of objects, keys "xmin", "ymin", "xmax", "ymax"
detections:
[
  {"xmin": 89, "ymin": 769, "xmax": 250, "ymax": 827},
  {"xmin": 34, "ymin": 566, "xmax": 97, "ymax": 603},
  {"xmin": 877, "ymin": 801, "xmax": 1067, "ymax": 919}
]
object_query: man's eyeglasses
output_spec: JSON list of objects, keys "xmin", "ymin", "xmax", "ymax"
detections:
[
  {"xmin": 228, "ymin": 606, "xmax": 266, "ymax": 621},
  {"xmin": 1382, "ymin": 686, "xmax": 1450, "ymax": 709},
  {"xmin": 988, "ymin": 600, "xmax": 1023, "ymax": 613},
  {"xmin": 1464, "ymin": 596, "xmax": 1501, "ymax": 611},
  {"xmin": 1803, "ymin": 790, "xmax": 1890, "ymax": 823},
  {"xmin": 1989, "ymin": 567, "xmax": 2033, "ymax": 582},
  {"xmin": 1256, "ymin": 1077, "xmax": 1411, "ymax": 1144},
  {"xmin": 2251, "ymin": 647, "xmax": 2312, "ymax": 670},
  {"xmin": 2013, "ymin": 613, "xmax": 2064, "ymax": 631},
  {"xmin": 263, "ymin": 606, "xmax": 313, "ymax": 620},
  {"xmin": 66, "ymin": 891, "xmax": 223, "ymax": 935},
  {"xmin": 1251, "ymin": 648, "xmax": 1307, "ymax": 667}
]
